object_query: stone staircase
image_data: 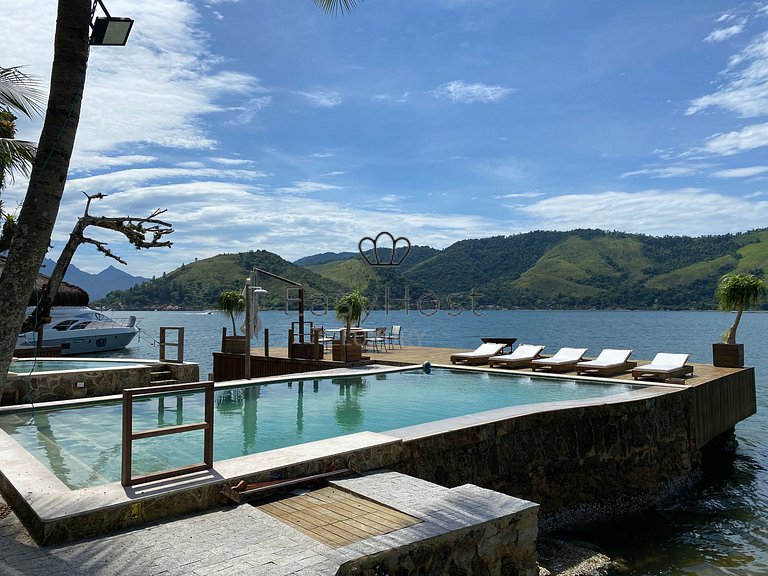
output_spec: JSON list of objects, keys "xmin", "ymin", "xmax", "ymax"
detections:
[{"xmin": 150, "ymin": 364, "xmax": 178, "ymax": 386}]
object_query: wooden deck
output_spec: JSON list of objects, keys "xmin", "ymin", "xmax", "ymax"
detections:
[
  {"xmin": 256, "ymin": 345, "xmax": 742, "ymax": 386},
  {"xmin": 257, "ymin": 486, "xmax": 420, "ymax": 547}
]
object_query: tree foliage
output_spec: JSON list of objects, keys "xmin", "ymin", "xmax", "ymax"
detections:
[
  {"xmin": 715, "ymin": 273, "xmax": 767, "ymax": 343},
  {"xmin": 217, "ymin": 290, "xmax": 245, "ymax": 335},
  {"xmin": 96, "ymin": 228, "xmax": 768, "ymax": 313}
]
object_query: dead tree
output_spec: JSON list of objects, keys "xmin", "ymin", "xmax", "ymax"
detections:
[{"xmin": 23, "ymin": 192, "xmax": 173, "ymax": 336}]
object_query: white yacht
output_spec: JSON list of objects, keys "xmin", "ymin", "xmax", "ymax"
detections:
[{"xmin": 15, "ymin": 307, "xmax": 139, "ymax": 355}]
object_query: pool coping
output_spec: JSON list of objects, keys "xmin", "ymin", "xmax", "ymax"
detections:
[{"xmin": 0, "ymin": 363, "xmax": 689, "ymax": 544}]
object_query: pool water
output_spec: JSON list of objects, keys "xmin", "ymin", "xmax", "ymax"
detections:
[
  {"xmin": 9, "ymin": 359, "xmax": 150, "ymax": 373},
  {"xmin": 0, "ymin": 368, "xmax": 640, "ymax": 489}
]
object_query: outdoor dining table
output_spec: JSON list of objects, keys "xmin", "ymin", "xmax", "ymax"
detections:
[{"xmin": 325, "ymin": 327, "xmax": 375, "ymax": 345}]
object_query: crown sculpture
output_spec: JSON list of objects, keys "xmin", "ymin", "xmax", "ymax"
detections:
[{"xmin": 358, "ymin": 232, "xmax": 411, "ymax": 267}]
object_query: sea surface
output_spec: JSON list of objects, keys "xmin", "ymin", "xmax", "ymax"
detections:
[{"xmin": 107, "ymin": 308, "xmax": 766, "ymax": 575}]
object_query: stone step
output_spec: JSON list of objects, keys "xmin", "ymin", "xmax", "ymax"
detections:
[{"xmin": 150, "ymin": 379, "xmax": 178, "ymax": 386}]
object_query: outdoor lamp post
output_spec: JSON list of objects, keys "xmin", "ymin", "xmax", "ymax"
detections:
[{"xmin": 90, "ymin": 0, "xmax": 134, "ymax": 46}]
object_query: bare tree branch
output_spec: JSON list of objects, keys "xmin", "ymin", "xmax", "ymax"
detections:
[{"xmin": 21, "ymin": 193, "xmax": 173, "ymax": 337}]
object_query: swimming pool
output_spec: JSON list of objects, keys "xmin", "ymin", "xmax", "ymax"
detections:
[
  {"xmin": 8, "ymin": 358, "xmax": 152, "ymax": 374},
  {"xmin": 0, "ymin": 368, "xmax": 641, "ymax": 489}
]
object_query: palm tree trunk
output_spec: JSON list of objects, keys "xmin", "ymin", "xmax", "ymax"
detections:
[{"xmin": 0, "ymin": 0, "xmax": 91, "ymax": 389}]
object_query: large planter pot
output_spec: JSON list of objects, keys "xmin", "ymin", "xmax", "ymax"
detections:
[
  {"xmin": 332, "ymin": 340, "xmax": 362, "ymax": 362},
  {"xmin": 712, "ymin": 343, "xmax": 744, "ymax": 368},
  {"xmin": 291, "ymin": 342, "xmax": 323, "ymax": 360},
  {"xmin": 222, "ymin": 335, "xmax": 247, "ymax": 354}
]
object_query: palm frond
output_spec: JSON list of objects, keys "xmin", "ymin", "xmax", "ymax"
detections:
[
  {"xmin": 0, "ymin": 138, "xmax": 37, "ymax": 183},
  {"xmin": 312, "ymin": 0, "xmax": 361, "ymax": 16},
  {"xmin": 0, "ymin": 67, "xmax": 45, "ymax": 118}
]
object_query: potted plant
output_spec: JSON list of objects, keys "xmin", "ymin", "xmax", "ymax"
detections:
[
  {"xmin": 217, "ymin": 290, "xmax": 246, "ymax": 354},
  {"xmin": 332, "ymin": 289, "xmax": 369, "ymax": 361},
  {"xmin": 713, "ymin": 273, "xmax": 767, "ymax": 367}
]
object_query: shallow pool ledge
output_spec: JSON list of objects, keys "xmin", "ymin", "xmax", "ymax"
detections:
[{"xmin": 0, "ymin": 430, "xmax": 403, "ymax": 545}]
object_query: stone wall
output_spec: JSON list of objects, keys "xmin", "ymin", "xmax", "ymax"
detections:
[
  {"xmin": 5, "ymin": 362, "xmax": 200, "ymax": 404},
  {"xmin": 388, "ymin": 390, "xmax": 700, "ymax": 530},
  {"xmin": 332, "ymin": 473, "xmax": 540, "ymax": 576}
]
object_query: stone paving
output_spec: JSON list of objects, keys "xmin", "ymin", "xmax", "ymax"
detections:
[
  {"xmin": 0, "ymin": 495, "xmax": 340, "ymax": 576},
  {"xmin": 0, "ymin": 470, "xmax": 540, "ymax": 575}
]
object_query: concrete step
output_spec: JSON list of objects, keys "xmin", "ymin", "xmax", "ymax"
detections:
[{"xmin": 150, "ymin": 379, "xmax": 178, "ymax": 386}]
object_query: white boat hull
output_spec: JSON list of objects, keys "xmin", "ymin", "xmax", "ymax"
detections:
[{"xmin": 16, "ymin": 307, "xmax": 139, "ymax": 356}]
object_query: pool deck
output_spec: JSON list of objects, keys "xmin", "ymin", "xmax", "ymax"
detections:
[
  {"xmin": 0, "ymin": 345, "xmax": 755, "ymax": 575},
  {"xmin": 265, "ymin": 344, "xmax": 734, "ymax": 385}
]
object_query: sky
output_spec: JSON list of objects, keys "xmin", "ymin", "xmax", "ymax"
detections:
[{"xmin": 3, "ymin": 0, "xmax": 768, "ymax": 277}]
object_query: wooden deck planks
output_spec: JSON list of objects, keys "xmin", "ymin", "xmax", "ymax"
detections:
[{"xmin": 257, "ymin": 486, "xmax": 421, "ymax": 548}]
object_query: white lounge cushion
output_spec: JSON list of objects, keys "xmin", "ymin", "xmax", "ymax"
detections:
[
  {"xmin": 641, "ymin": 353, "xmax": 690, "ymax": 371},
  {"xmin": 532, "ymin": 347, "xmax": 588, "ymax": 365},
  {"xmin": 454, "ymin": 342, "xmax": 505, "ymax": 357},
  {"xmin": 577, "ymin": 349, "xmax": 633, "ymax": 368},
  {"xmin": 489, "ymin": 344, "xmax": 545, "ymax": 362}
]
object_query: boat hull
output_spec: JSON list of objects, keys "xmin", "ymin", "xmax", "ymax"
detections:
[
  {"xmin": 15, "ymin": 307, "xmax": 139, "ymax": 356},
  {"xmin": 18, "ymin": 329, "xmax": 139, "ymax": 355}
]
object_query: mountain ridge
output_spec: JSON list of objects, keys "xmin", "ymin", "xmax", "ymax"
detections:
[{"xmin": 94, "ymin": 228, "xmax": 768, "ymax": 311}]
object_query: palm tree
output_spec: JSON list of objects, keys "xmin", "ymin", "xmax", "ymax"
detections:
[
  {"xmin": 716, "ymin": 273, "xmax": 767, "ymax": 344},
  {"xmin": 0, "ymin": 0, "xmax": 362, "ymax": 390},
  {"xmin": 335, "ymin": 289, "xmax": 369, "ymax": 333},
  {"xmin": 0, "ymin": 66, "xmax": 44, "ymax": 253},
  {"xmin": 217, "ymin": 290, "xmax": 245, "ymax": 336},
  {"xmin": 0, "ymin": 67, "xmax": 43, "ymax": 191}
]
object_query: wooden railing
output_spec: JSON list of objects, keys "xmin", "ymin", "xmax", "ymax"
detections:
[
  {"xmin": 121, "ymin": 381, "xmax": 214, "ymax": 486},
  {"xmin": 159, "ymin": 326, "xmax": 185, "ymax": 363}
]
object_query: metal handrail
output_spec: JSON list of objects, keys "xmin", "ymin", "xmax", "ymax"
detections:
[{"xmin": 121, "ymin": 380, "xmax": 214, "ymax": 486}]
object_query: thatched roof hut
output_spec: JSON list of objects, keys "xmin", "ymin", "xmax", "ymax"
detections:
[{"xmin": 0, "ymin": 256, "xmax": 89, "ymax": 307}]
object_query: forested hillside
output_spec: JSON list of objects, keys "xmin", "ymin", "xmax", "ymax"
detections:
[{"xmin": 96, "ymin": 229, "xmax": 768, "ymax": 310}]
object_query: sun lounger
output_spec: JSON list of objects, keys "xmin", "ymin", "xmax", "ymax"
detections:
[
  {"xmin": 632, "ymin": 353, "xmax": 693, "ymax": 381},
  {"xmin": 450, "ymin": 342, "xmax": 507, "ymax": 365},
  {"xmin": 488, "ymin": 344, "xmax": 546, "ymax": 369},
  {"xmin": 576, "ymin": 349, "xmax": 637, "ymax": 376},
  {"xmin": 530, "ymin": 347, "xmax": 588, "ymax": 373}
]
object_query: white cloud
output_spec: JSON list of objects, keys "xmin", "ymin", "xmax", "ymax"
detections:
[
  {"xmin": 371, "ymin": 92, "xmax": 409, "ymax": 103},
  {"xmin": 2, "ymin": 1, "xmax": 267, "ymax": 171},
  {"xmin": 430, "ymin": 81, "xmax": 515, "ymax": 104},
  {"xmin": 520, "ymin": 189, "xmax": 768, "ymax": 237},
  {"xmin": 704, "ymin": 19, "xmax": 746, "ymax": 43},
  {"xmin": 295, "ymin": 90, "xmax": 342, "ymax": 107},
  {"xmin": 621, "ymin": 166, "xmax": 699, "ymax": 179},
  {"xmin": 711, "ymin": 166, "xmax": 768, "ymax": 178},
  {"xmin": 209, "ymin": 157, "xmax": 255, "ymax": 166},
  {"xmin": 494, "ymin": 192, "xmax": 544, "ymax": 199},
  {"xmin": 276, "ymin": 181, "xmax": 342, "ymax": 194},
  {"xmin": 687, "ymin": 31, "xmax": 768, "ymax": 118},
  {"xmin": 701, "ymin": 122, "xmax": 768, "ymax": 155}
]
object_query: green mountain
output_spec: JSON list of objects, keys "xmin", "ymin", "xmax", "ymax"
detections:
[
  {"xmin": 98, "ymin": 250, "xmax": 349, "ymax": 311},
  {"xmin": 95, "ymin": 229, "xmax": 768, "ymax": 311}
]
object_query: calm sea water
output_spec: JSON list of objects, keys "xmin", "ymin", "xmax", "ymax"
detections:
[{"xmin": 106, "ymin": 309, "xmax": 766, "ymax": 575}]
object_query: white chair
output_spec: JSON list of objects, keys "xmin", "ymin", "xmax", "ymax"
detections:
[
  {"xmin": 576, "ymin": 349, "xmax": 636, "ymax": 376},
  {"xmin": 530, "ymin": 347, "xmax": 588, "ymax": 373},
  {"xmin": 450, "ymin": 342, "xmax": 506, "ymax": 366},
  {"xmin": 632, "ymin": 353, "xmax": 693, "ymax": 381},
  {"xmin": 386, "ymin": 325, "xmax": 402, "ymax": 349},
  {"xmin": 488, "ymin": 344, "xmax": 546, "ymax": 369}
]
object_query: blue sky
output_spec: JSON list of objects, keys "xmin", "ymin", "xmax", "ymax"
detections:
[{"xmin": 4, "ymin": 1, "xmax": 768, "ymax": 277}]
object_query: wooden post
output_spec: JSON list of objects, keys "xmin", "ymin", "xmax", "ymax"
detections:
[
  {"xmin": 264, "ymin": 328, "xmax": 270, "ymax": 357},
  {"xmin": 244, "ymin": 278, "xmax": 251, "ymax": 379}
]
